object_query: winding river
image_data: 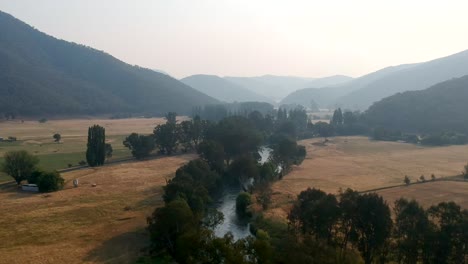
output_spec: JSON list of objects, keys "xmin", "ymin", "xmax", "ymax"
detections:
[{"xmin": 214, "ymin": 147, "xmax": 272, "ymax": 240}]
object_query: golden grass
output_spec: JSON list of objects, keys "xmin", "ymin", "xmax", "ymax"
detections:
[
  {"xmin": 0, "ymin": 155, "xmax": 195, "ymax": 264},
  {"xmin": 265, "ymin": 136, "xmax": 468, "ymax": 220},
  {"xmin": 376, "ymin": 181, "xmax": 468, "ymax": 210}
]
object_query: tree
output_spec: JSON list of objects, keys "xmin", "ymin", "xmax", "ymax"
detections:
[
  {"xmin": 53, "ymin": 133, "xmax": 61, "ymax": 143},
  {"xmin": 147, "ymin": 198, "xmax": 197, "ymax": 256},
  {"xmin": 123, "ymin": 133, "xmax": 155, "ymax": 159},
  {"xmin": 36, "ymin": 170, "xmax": 65, "ymax": 192},
  {"xmin": 463, "ymin": 162, "xmax": 468, "ymax": 180},
  {"xmin": 165, "ymin": 112, "xmax": 177, "ymax": 124},
  {"xmin": 352, "ymin": 193, "xmax": 392, "ymax": 264},
  {"xmin": 236, "ymin": 192, "xmax": 252, "ymax": 218},
  {"xmin": 86, "ymin": 125, "xmax": 106, "ymax": 167},
  {"xmin": 288, "ymin": 188, "xmax": 340, "ymax": 242},
  {"xmin": 419, "ymin": 175, "xmax": 426, "ymax": 182},
  {"xmin": 404, "ymin": 175, "xmax": 411, "ymax": 185},
  {"xmin": 331, "ymin": 108, "xmax": 343, "ymax": 125},
  {"xmin": 154, "ymin": 123, "xmax": 179, "ymax": 155},
  {"xmin": 197, "ymin": 140, "xmax": 225, "ymax": 172},
  {"xmin": 393, "ymin": 198, "xmax": 431, "ymax": 264},
  {"xmin": 105, "ymin": 143, "xmax": 113, "ymax": 159},
  {"xmin": 1, "ymin": 150, "xmax": 39, "ymax": 184}
]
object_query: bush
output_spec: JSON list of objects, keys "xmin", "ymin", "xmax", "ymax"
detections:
[
  {"xmin": 36, "ymin": 171, "xmax": 64, "ymax": 192},
  {"xmin": 78, "ymin": 160, "xmax": 87, "ymax": 166},
  {"xmin": 38, "ymin": 118, "xmax": 48, "ymax": 123}
]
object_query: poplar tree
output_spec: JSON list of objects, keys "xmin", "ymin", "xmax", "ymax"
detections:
[{"xmin": 86, "ymin": 125, "xmax": 106, "ymax": 166}]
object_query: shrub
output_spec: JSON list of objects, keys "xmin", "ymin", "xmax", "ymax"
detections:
[
  {"xmin": 78, "ymin": 160, "xmax": 87, "ymax": 166},
  {"xmin": 36, "ymin": 171, "xmax": 64, "ymax": 192}
]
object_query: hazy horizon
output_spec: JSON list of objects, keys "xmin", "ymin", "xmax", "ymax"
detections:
[{"xmin": 1, "ymin": 0, "xmax": 468, "ymax": 79}]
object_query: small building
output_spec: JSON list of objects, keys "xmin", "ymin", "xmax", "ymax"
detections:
[{"xmin": 22, "ymin": 184, "xmax": 39, "ymax": 192}]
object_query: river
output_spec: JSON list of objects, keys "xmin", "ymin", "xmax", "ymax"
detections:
[{"xmin": 213, "ymin": 147, "xmax": 272, "ymax": 240}]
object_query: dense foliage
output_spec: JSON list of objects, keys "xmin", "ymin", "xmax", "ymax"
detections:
[
  {"xmin": 1, "ymin": 150, "xmax": 39, "ymax": 184},
  {"xmin": 365, "ymin": 75, "xmax": 468, "ymax": 134},
  {"xmin": 86, "ymin": 125, "xmax": 106, "ymax": 166}
]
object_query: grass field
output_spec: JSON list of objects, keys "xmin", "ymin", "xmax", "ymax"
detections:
[
  {"xmin": 0, "ymin": 118, "xmax": 172, "ymax": 182},
  {"xmin": 376, "ymin": 181, "xmax": 468, "ymax": 209},
  {"xmin": 265, "ymin": 136, "xmax": 468, "ymax": 219},
  {"xmin": 0, "ymin": 155, "xmax": 195, "ymax": 264}
]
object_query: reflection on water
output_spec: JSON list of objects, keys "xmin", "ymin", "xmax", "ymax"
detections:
[{"xmin": 214, "ymin": 147, "xmax": 272, "ymax": 240}]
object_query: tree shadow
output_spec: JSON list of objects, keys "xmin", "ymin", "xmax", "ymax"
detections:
[{"xmin": 83, "ymin": 228, "xmax": 150, "ymax": 264}]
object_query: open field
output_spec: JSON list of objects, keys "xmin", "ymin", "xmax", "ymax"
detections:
[
  {"xmin": 0, "ymin": 118, "xmax": 175, "ymax": 181},
  {"xmin": 266, "ymin": 136, "xmax": 468, "ymax": 219},
  {"xmin": 376, "ymin": 181, "xmax": 468, "ymax": 209},
  {"xmin": 0, "ymin": 155, "xmax": 195, "ymax": 264}
]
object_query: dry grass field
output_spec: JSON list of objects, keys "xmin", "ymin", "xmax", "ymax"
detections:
[
  {"xmin": 376, "ymin": 181, "xmax": 468, "ymax": 210},
  {"xmin": 0, "ymin": 155, "xmax": 195, "ymax": 264},
  {"xmin": 266, "ymin": 136, "xmax": 468, "ymax": 219},
  {"xmin": 0, "ymin": 118, "xmax": 180, "ymax": 181}
]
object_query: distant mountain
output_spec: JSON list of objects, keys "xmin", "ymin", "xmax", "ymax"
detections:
[
  {"xmin": 280, "ymin": 64, "xmax": 416, "ymax": 109},
  {"xmin": 225, "ymin": 75, "xmax": 353, "ymax": 101},
  {"xmin": 365, "ymin": 75, "xmax": 468, "ymax": 133},
  {"xmin": 181, "ymin": 75, "xmax": 274, "ymax": 103},
  {"xmin": 337, "ymin": 50, "xmax": 468, "ymax": 110},
  {"xmin": 0, "ymin": 10, "xmax": 217, "ymax": 117}
]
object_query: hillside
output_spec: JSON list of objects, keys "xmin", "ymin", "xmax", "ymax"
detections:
[
  {"xmin": 0, "ymin": 11, "xmax": 217, "ymax": 117},
  {"xmin": 280, "ymin": 64, "xmax": 416, "ymax": 108},
  {"xmin": 181, "ymin": 75, "xmax": 273, "ymax": 103},
  {"xmin": 337, "ymin": 49, "xmax": 468, "ymax": 110},
  {"xmin": 225, "ymin": 75, "xmax": 352, "ymax": 101},
  {"xmin": 365, "ymin": 75, "xmax": 468, "ymax": 133}
]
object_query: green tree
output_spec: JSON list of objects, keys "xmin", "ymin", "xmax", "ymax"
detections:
[
  {"xmin": 197, "ymin": 140, "xmax": 225, "ymax": 172},
  {"xmin": 105, "ymin": 143, "xmax": 113, "ymax": 159},
  {"xmin": 165, "ymin": 112, "xmax": 177, "ymax": 124},
  {"xmin": 404, "ymin": 175, "xmax": 411, "ymax": 185},
  {"xmin": 288, "ymin": 188, "xmax": 340, "ymax": 242},
  {"xmin": 154, "ymin": 123, "xmax": 179, "ymax": 155},
  {"xmin": 463, "ymin": 162, "xmax": 468, "ymax": 180},
  {"xmin": 36, "ymin": 170, "xmax": 65, "ymax": 192},
  {"xmin": 86, "ymin": 125, "xmax": 106, "ymax": 166},
  {"xmin": 123, "ymin": 133, "xmax": 155, "ymax": 159},
  {"xmin": 1, "ymin": 150, "xmax": 39, "ymax": 184},
  {"xmin": 53, "ymin": 133, "xmax": 61, "ymax": 142},
  {"xmin": 331, "ymin": 108, "xmax": 343, "ymax": 125},
  {"xmin": 147, "ymin": 198, "xmax": 197, "ymax": 256},
  {"xmin": 352, "ymin": 193, "xmax": 392, "ymax": 264},
  {"xmin": 236, "ymin": 192, "xmax": 252, "ymax": 218},
  {"xmin": 393, "ymin": 198, "xmax": 431, "ymax": 264}
]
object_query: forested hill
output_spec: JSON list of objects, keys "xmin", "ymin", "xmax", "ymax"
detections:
[
  {"xmin": 365, "ymin": 75, "xmax": 468, "ymax": 133},
  {"xmin": 0, "ymin": 11, "xmax": 217, "ymax": 117}
]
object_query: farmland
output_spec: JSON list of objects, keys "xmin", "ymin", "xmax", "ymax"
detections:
[
  {"xmin": 0, "ymin": 154, "xmax": 195, "ymax": 264},
  {"xmin": 0, "ymin": 118, "xmax": 171, "ymax": 181},
  {"xmin": 266, "ymin": 136, "xmax": 468, "ymax": 219}
]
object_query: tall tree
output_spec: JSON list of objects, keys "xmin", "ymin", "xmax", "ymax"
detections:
[
  {"xmin": 393, "ymin": 198, "xmax": 431, "ymax": 264},
  {"xmin": 331, "ymin": 108, "xmax": 343, "ymax": 125},
  {"xmin": 352, "ymin": 193, "xmax": 392, "ymax": 264},
  {"xmin": 86, "ymin": 125, "xmax": 106, "ymax": 167},
  {"xmin": 165, "ymin": 112, "xmax": 177, "ymax": 124},
  {"xmin": 154, "ymin": 123, "xmax": 179, "ymax": 155},
  {"xmin": 1, "ymin": 150, "xmax": 39, "ymax": 184}
]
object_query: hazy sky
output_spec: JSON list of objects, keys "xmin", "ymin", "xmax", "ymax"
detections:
[{"xmin": 1, "ymin": 0, "xmax": 468, "ymax": 78}]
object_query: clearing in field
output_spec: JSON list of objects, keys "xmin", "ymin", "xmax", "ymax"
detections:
[
  {"xmin": 267, "ymin": 136, "xmax": 468, "ymax": 219},
  {"xmin": 0, "ymin": 155, "xmax": 195, "ymax": 264}
]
